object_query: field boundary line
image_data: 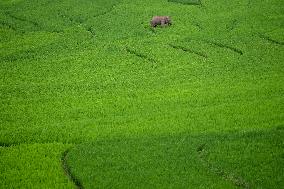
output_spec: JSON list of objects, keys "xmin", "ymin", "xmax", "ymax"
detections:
[
  {"xmin": 258, "ymin": 34, "xmax": 284, "ymax": 46},
  {"xmin": 5, "ymin": 11, "xmax": 40, "ymax": 29},
  {"xmin": 197, "ymin": 144, "xmax": 250, "ymax": 189},
  {"xmin": 62, "ymin": 149, "xmax": 84, "ymax": 189},
  {"xmin": 202, "ymin": 39, "xmax": 243, "ymax": 55},
  {"xmin": 169, "ymin": 44, "xmax": 208, "ymax": 58},
  {"xmin": 126, "ymin": 47, "xmax": 157, "ymax": 63}
]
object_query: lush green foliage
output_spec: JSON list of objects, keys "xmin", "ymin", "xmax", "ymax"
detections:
[
  {"xmin": 168, "ymin": 0, "xmax": 201, "ymax": 5},
  {"xmin": 0, "ymin": 0, "xmax": 283, "ymax": 188},
  {"xmin": 67, "ymin": 127, "xmax": 283, "ymax": 188},
  {"xmin": 0, "ymin": 143, "xmax": 74, "ymax": 188}
]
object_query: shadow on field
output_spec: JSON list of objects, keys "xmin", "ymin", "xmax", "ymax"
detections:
[
  {"xmin": 64, "ymin": 127, "xmax": 283, "ymax": 188},
  {"xmin": 0, "ymin": 142, "xmax": 15, "ymax": 147}
]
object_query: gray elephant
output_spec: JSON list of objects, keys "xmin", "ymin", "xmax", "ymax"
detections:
[{"xmin": 150, "ymin": 16, "xmax": 172, "ymax": 27}]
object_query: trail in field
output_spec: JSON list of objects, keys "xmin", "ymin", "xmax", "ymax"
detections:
[{"xmin": 62, "ymin": 149, "xmax": 83, "ymax": 189}]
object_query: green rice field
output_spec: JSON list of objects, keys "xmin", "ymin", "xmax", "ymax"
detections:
[{"xmin": 0, "ymin": 0, "xmax": 283, "ymax": 188}]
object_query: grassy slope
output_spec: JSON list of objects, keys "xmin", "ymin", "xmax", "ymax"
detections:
[{"xmin": 0, "ymin": 0, "xmax": 283, "ymax": 188}]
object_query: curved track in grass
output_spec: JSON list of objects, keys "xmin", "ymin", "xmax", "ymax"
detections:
[{"xmin": 62, "ymin": 149, "xmax": 83, "ymax": 189}]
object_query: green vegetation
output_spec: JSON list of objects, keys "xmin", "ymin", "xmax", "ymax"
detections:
[
  {"xmin": 0, "ymin": 143, "xmax": 74, "ymax": 188},
  {"xmin": 0, "ymin": 0, "xmax": 283, "ymax": 188},
  {"xmin": 67, "ymin": 127, "xmax": 283, "ymax": 188},
  {"xmin": 168, "ymin": 0, "xmax": 201, "ymax": 5}
]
